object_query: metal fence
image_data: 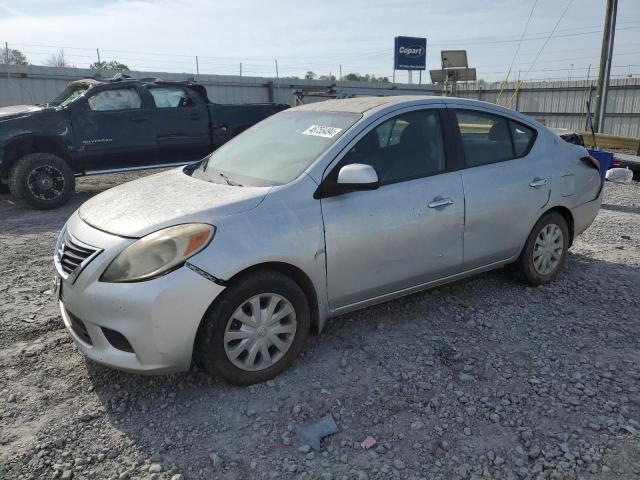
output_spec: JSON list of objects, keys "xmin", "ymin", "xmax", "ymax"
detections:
[{"xmin": 2, "ymin": 64, "xmax": 640, "ymax": 137}]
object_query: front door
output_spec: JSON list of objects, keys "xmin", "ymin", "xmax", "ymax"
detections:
[
  {"xmin": 450, "ymin": 108, "xmax": 551, "ymax": 269},
  {"xmin": 72, "ymin": 85, "xmax": 156, "ymax": 172},
  {"xmin": 321, "ymin": 107, "xmax": 465, "ymax": 310},
  {"xmin": 146, "ymin": 86, "xmax": 212, "ymax": 163}
]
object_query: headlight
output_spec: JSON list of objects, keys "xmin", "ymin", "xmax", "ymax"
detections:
[{"xmin": 101, "ymin": 224, "xmax": 215, "ymax": 283}]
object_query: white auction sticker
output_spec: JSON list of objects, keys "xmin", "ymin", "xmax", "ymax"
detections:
[{"xmin": 302, "ymin": 125, "xmax": 343, "ymax": 138}]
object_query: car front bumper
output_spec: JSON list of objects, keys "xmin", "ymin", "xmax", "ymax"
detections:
[{"xmin": 56, "ymin": 213, "xmax": 225, "ymax": 374}]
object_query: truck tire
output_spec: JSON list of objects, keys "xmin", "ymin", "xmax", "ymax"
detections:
[{"xmin": 8, "ymin": 153, "xmax": 75, "ymax": 209}]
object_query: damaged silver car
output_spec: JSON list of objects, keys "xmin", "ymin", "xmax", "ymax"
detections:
[{"xmin": 54, "ymin": 96, "xmax": 602, "ymax": 385}]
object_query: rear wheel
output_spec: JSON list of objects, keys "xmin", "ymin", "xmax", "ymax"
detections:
[
  {"xmin": 8, "ymin": 153, "xmax": 75, "ymax": 209},
  {"xmin": 517, "ymin": 211, "xmax": 569, "ymax": 286},
  {"xmin": 197, "ymin": 270, "xmax": 310, "ymax": 385}
]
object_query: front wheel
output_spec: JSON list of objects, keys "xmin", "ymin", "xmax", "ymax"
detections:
[
  {"xmin": 517, "ymin": 211, "xmax": 570, "ymax": 286},
  {"xmin": 8, "ymin": 153, "xmax": 75, "ymax": 209},
  {"xmin": 197, "ymin": 270, "xmax": 310, "ymax": 385}
]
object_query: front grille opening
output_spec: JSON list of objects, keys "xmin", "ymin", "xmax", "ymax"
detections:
[
  {"xmin": 60, "ymin": 233, "xmax": 97, "ymax": 276},
  {"xmin": 66, "ymin": 310, "xmax": 93, "ymax": 345},
  {"xmin": 102, "ymin": 327, "xmax": 134, "ymax": 353}
]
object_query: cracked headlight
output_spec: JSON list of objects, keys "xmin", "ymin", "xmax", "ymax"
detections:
[{"xmin": 101, "ymin": 224, "xmax": 215, "ymax": 283}]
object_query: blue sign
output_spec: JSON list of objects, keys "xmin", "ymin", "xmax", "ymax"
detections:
[{"xmin": 394, "ymin": 36, "xmax": 427, "ymax": 70}]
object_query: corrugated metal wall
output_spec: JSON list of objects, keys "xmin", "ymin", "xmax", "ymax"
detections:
[{"xmin": 2, "ymin": 65, "xmax": 640, "ymax": 137}]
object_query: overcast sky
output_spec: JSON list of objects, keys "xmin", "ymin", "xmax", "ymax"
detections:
[{"xmin": 1, "ymin": 0, "xmax": 639, "ymax": 83}]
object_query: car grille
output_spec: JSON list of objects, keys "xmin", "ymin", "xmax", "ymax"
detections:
[{"xmin": 58, "ymin": 232, "xmax": 98, "ymax": 276}]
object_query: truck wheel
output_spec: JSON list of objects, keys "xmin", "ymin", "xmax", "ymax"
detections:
[
  {"xmin": 8, "ymin": 153, "xmax": 75, "ymax": 209},
  {"xmin": 197, "ymin": 269, "xmax": 310, "ymax": 385}
]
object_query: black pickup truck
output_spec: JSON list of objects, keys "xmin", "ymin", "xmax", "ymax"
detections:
[{"xmin": 0, "ymin": 76, "xmax": 288, "ymax": 209}]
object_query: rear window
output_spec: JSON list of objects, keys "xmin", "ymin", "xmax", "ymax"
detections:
[{"xmin": 454, "ymin": 110, "xmax": 537, "ymax": 167}]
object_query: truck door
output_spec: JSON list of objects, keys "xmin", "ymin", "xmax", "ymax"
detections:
[
  {"xmin": 72, "ymin": 85, "xmax": 157, "ymax": 172},
  {"xmin": 146, "ymin": 86, "xmax": 212, "ymax": 163}
]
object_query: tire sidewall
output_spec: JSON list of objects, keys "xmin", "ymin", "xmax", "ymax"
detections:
[
  {"xmin": 9, "ymin": 153, "xmax": 75, "ymax": 209},
  {"xmin": 519, "ymin": 212, "xmax": 570, "ymax": 285},
  {"xmin": 198, "ymin": 271, "xmax": 310, "ymax": 385}
]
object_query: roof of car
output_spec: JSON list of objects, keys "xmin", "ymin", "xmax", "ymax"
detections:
[{"xmin": 292, "ymin": 95, "xmax": 443, "ymax": 114}]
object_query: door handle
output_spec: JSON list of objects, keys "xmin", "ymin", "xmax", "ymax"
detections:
[
  {"xmin": 529, "ymin": 178, "xmax": 549, "ymax": 188},
  {"xmin": 188, "ymin": 113, "xmax": 201, "ymax": 120},
  {"xmin": 428, "ymin": 197, "xmax": 454, "ymax": 208},
  {"xmin": 130, "ymin": 116, "xmax": 149, "ymax": 123}
]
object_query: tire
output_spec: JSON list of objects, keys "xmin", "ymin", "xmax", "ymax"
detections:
[
  {"xmin": 517, "ymin": 211, "xmax": 570, "ymax": 286},
  {"xmin": 8, "ymin": 153, "xmax": 75, "ymax": 209},
  {"xmin": 197, "ymin": 270, "xmax": 310, "ymax": 385}
]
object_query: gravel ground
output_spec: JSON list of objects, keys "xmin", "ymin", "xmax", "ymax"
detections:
[{"xmin": 1, "ymin": 174, "xmax": 639, "ymax": 480}]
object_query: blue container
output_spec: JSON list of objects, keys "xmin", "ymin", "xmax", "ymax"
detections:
[{"xmin": 587, "ymin": 149, "xmax": 614, "ymax": 185}]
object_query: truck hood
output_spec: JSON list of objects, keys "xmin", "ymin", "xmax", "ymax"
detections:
[
  {"xmin": 78, "ymin": 168, "xmax": 270, "ymax": 238},
  {"xmin": 0, "ymin": 104, "xmax": 47, "ymax": 120}
]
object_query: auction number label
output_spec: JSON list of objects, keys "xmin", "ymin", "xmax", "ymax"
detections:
[{"xmin": 302, "ymin": 125, "xmax": 343, "ymax": 138}]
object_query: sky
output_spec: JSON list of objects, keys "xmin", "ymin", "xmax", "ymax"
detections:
[{"xmin": 1, "ymin": 0, "xmax": 639, "ymax": 84}]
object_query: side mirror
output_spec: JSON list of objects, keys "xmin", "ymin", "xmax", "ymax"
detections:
[{"xmin": 336, "ymin": 164, "xmax": 379, "ymax": 191}]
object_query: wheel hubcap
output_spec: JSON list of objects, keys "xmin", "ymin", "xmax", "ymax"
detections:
[
  {"xmin": 532, "ymin": 223, "xmax": 564, "ymax": 275},
  {"xmin": 223, "ymin": 293, "xmax": 297, "ymax": 372},
  {"xmin": 27, "ymin": 166, "xmax": 65, "ymax": 200}
]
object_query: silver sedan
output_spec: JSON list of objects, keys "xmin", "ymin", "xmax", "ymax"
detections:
[{"xmin": 54, "ymin": 96, "xmax": 603, "ymax": 385}]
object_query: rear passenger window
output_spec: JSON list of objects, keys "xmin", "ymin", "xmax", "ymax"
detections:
[
  {"xmin": 148, "ymin": 87, "xmax": 194, "ymax": 108},
  {"xmin": 455, "ymin": 111, "xmax": 514, "ymax": 167},
  {"xmin": 510, "ymin": 121, "xmax": 535, "ymax": 156}
]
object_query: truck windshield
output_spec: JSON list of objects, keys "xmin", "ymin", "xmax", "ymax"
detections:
[
  {"xmin": 49, "ymin": 85, "xmax": 89, "ymax": 107},
  {"xmin": 188, "ymin": 110, "xmax": 361, "ymax": 187}
]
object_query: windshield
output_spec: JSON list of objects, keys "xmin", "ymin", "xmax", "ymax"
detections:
[
  {"xmin": 49, "ymin": 85, "xmax": 89, "ymax": 107},
  {"xmin": 188, "ymin": 110, "xmax": 361, "ymax": 186}
]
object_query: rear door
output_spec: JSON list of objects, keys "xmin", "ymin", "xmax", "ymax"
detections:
[
  {"xmin": 147, "ymin": 86, "xmax": 212, "ymax": 163},
  {"xmin": 72, "ymin": 85, "xmax": 156, "ymax": 171},
  {"xmin": 449, "ymin": 107, "xmax": 550, "ymax": 269},
  {"xmin": 321, "ymin": 106, "xmax": 465, "ymax": 309}
]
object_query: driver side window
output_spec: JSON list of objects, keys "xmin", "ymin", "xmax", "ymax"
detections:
[{"xmin": 341, "ymin": 109, "xmax": 446, "ymax": 185}]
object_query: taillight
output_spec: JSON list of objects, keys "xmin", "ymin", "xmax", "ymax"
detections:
[{"xmin": 581, "ymin": 155, "xmax": 600, "ymax": 171}]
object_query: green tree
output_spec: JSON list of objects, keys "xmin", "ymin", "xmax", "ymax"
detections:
[
  {"xmin": 343, "ymin": 72, "xmax": 389, "ymax": 83},
  {"xmin": 1, "ymin": 48, "xmax": 28, "ymax": 65},
  {"xmin": 89, "ymin": 60, "xmax": 130, "ymax": 71},
  {"xmin": 304, "ymin": 71, "xmax": 316, "ymax": 80}
]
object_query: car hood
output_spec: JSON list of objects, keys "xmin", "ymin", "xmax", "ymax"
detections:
[
  {"xmin": 78, "ymin": 168, "xmax": 270, "ymax": 238},
  {"xmin": 0, "ymin": 104, "xmax": 47, "ymax": 120}
]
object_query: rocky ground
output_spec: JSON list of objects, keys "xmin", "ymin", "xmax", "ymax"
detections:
[{"xmin": 1, "ymin": 173, "xmax": 639, "ymax": 480}]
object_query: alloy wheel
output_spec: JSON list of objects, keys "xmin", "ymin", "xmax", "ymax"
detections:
[{"xmin": 27, "ymin": 165, "xmax": 65, "ymax": 201}]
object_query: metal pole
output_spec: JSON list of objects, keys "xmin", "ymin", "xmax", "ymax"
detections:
[
  {"xmin": 408, "ymin": 70, "xmax": 412, "ymax": 85},
  {"xmin": 195, "ymin": 56, "xmax": 200, "ymax": 80},
  {"xmin": 594, "ymin": 0, "xmax": 618, "ymax": 132},
  {"xmin": 419, "ymin": 70, "xmax": 422, "ymax": 84},
  {"xmin": 275, "ymin": 60, "xmax": 279, "ymax": 103},
  {"xmin": 339, "ymin": 64, "xmax": 342, "ymax": 80},
  {"xmin": 240, "ymin": 62, "xmax": 242, "ymax": 77},
  {"xmin": 392, "ymin": 69, "xmax": 396, "ymax": 83},
  {"xmin": 5, "ymin": 42, "xmax": 10, "ymax": 81},
  {"xmin": 96, "ymin": 48, "xmax": 101, "ymax": 64}
]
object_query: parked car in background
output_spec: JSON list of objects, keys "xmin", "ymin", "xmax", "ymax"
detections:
[
  {"xmin": 0, "ymin": 75, "xmax": 288, "ymax": 209},
  {"xmin": 54, "ymin": 96, "xmax": 602, "ymax": 385}
]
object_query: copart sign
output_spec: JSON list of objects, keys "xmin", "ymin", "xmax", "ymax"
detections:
[{"xmin": 394, "ymin": 36, "xmax": 427, "ymax": 70}]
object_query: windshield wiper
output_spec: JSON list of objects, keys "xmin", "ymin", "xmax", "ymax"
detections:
[{"xmin": 218, "ymin": 171, "xmax": 243, "ymax": 187}]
